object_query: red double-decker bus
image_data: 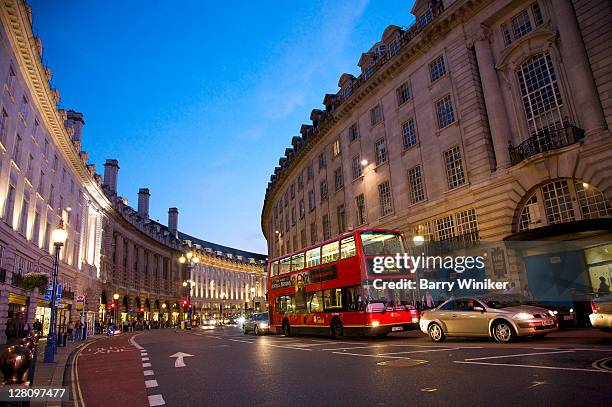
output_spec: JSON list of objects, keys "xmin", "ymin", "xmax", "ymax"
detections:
[{"xmin": 267, "ymin": 228, "xmax": 419, "ymax": 337}]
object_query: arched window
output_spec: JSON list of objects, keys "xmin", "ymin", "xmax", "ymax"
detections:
[
  {"xmin": 517, "ymin": 53, "xmax": 565, "ymax": 135},
  {"xmin": 517, "ymin": 179, "xmax": 611, "ymax": 232}
]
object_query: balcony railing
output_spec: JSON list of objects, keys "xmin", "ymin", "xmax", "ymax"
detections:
[{"xmin": 509, "ymin": 124, "xmax": 585, "ymax": 165}]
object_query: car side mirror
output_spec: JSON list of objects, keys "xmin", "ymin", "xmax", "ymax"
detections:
[{"xmin": 473, "ymin": 306, "xmax": 485, "ymax": 312}]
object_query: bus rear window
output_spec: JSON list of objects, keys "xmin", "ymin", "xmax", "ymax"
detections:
[
  {"xmin": 306, "ymin": 247, "xmax": 321, "ymax": 268},
  {"xmin": 340, "ymin": 236, "xmax": 356, "ymax": 259},
  {"xmin": 321, "ymin": 241, "xmax": 339, "ymax": 264},
  {"xmin": 279, "ymin": 257, "xmax": 291, "ymax": 274},
  {"xmin": 291, "ymin": 253, "xmax": 305, "ymax": 271},
  {"xmin": 361, "ymin": 231, "xmax": 404, "ymax": 256}
]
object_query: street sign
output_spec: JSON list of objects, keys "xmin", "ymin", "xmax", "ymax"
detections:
[
  {"xmin": 169, "ymin": 352, "xmax": 193, "ymax": 368},
  {"xmin": 44, "ymin": 284, "xmax": 62, "ymax": 301},
  {"xmin": 76, "ymin": 294, "xmax": 86, "ymax": 311}
]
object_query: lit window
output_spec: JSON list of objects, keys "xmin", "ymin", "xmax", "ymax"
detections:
[
  {"xmin": 375, "ymin": 138, "xmax": 387, "ymax": 165},
  {"xmin": 332, "ymin": 139, "xmax": 341, "ymax": 157},
  {"xmin": 340, "ymin": 236, "xmax": 356, "ymax": 259},
  {"xmin": 575, "ymin": 182, "xmax": 612, "ymax": 219},
  {"xmin": 541, "ymin": 179, "xmax": 575, "ymax": 225},
  {"xmin": 321, "ymin": 241, "xmax": 339, "ymax": 263},
  {"xmin": 519, "ymin": 194, "xmax": 539, "ymax": 231}
]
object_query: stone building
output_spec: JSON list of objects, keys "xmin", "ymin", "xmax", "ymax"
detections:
[
  {"xmin": 261, "ymin": 0, "xmax": 611, "ymax": 303},
  {"xmin": 0, "ymin": 0, "xmax": 267, "ymax": 340}
]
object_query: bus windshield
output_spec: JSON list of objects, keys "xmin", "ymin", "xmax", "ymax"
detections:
[{"xmin": 361, "ymin": 231, "xmax": 404, "ymax": 256}]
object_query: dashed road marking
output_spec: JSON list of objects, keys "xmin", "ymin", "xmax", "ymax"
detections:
[
  {"xmin": 144, "ymin": 370, "xmax": 154, "ymax": 376},
  {"xmin": 142, "ymin": 357, "xmax": 150, "ymax": 361},
  {"xmin": 145, "ymin": 380, "xmax": 159, "ymax": 388},
  {"xmin": 142, "ymin": 362, "xmax": 152, "ymax": 368},
  {"xmin": 148, "ymin": 394, "xmax": 165, "ymax": 406},
  {"xmin": 454, "ymin": 360, "xmax": 611, "ymax": 373},
  {"xmin": 463, "ymin": 350, "xmax": 574, "ymax": 361}
]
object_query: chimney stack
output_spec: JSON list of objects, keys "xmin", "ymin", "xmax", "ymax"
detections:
[
  {"xmin": 103, "ymin": 159, "xmax": 119, "ymax": 194},
  {"xmin": 138, "ymin": 188, "xmax": 150, "ymax": 219},
  {"xmin": 65, "ymin": 110, "xmax": 85, "ymax": 147},
  {"xmin": 168, "ymin": 207, "xmax": 179, "ymax": 238}
]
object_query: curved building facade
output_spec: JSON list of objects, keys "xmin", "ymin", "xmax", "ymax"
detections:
[{"xmin": 262, "ymin": 0, "xmax": 611, "ymax": 298}]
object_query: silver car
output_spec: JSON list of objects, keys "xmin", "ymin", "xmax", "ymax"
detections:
[
  {"xmin": 420, "ymin": 295, "xmax": 558, "ymax": 343},
  {"xmin": 589, "ymin": 295, "xmax": 612, "ymax": 332},
  {"xmin": 243, "ymin": 312, "xmax": 270, "ymax": 335}
]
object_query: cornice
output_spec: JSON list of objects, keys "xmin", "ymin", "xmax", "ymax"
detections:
[{"xmin": 260, "ymin": 0, "xmax": 489, "ymax": 236}]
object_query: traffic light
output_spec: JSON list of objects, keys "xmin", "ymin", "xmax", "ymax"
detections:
[
  {"xmin": 140, "ymin": 307, "xmax": 144, "ymax": 312},
  {"xmin": 182, "ymin": 300, "xmax": 187, "ymax": 307},
  {"xmin": 110, "ymin": 303, "xmax": 115, "ymax": 309}
]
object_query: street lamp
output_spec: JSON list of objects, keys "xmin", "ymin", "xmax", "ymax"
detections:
[
  {"xmin": 113, "ymin": 293, "xmax": 119, "ymax": 326},
  {"xmin": 220, "ymin": 292, "xmax": 227, "ymax": 325},
  {"xmin": 43, "ymin": 221, "xmax": 68, "ymax": 363},
  {"xmin": 250, "ymin": 287, "xmax": 256, "ymax": 313},
  {"xmin": 178, "ymin": 252, "xmax": 199, "ymax": 328}
]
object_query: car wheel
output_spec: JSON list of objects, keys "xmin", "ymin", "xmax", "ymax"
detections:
[
  {"xmin": 282, "ymin": 320, "xmax": 291, "ymax": 337},
  {"xmin": 492, "ymin": 321, "xmax": 515, "ymax": 343},
  {"xmin": 428, "ymin": 323, "xmax": 445, "ymax": 342},
  {"xmin": 330, "ymin": 319, "xmax": 343, "ymax": 339}
]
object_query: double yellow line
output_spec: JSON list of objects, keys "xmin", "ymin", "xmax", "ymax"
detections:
[
  {"xmin": 592, "ymin": 356, "xmax": 612, "ymax": 373},
  {"xmin": 69, "ymin": 339, "xmax": 98, "ymax": 407}
]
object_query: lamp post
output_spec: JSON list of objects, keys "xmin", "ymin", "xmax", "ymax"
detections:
[
  {"xmin": 250, "ymin": 287, "xmax": 256, "ymax": 313},
  {"xmin": 113, "ymin": 293, "xmax": 119, "ymax": 326},
  {"xmin": 179, "ymin": 252, "xmax": 199, "ymax": 328},
  {"xmin": 220, "ymin": 293, "xmax": 227, "ymax": 325},
  {"xmin": 43, "ymin": 221, "xmax": 68, "ymax": 363}
]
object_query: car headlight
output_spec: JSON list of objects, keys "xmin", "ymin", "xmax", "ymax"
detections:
[
  {"xmin": 548, "ymin": 310, "xmax": 555, "ymax": 316},
  {"xmin": 370, "ymin": 320, "xmax": 380, "ymax": 327},
  {"xmin": 514, "ymin": 313, "xmax": 535, "ymax": 320},
  {"xmin": 258, "ymin": 322, "xmax": 269, "ymax": 329},
  {"xmin": 569, "ymin": 308, "xmax": 574, "ymax": 313}
]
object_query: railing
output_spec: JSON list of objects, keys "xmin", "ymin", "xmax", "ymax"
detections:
[{"xmin": 509, "ymin": 124, "xmax": 585, "ymax": 165}]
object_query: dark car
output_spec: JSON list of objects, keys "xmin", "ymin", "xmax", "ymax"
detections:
[
  {"xmin": 528, "ymin": 302, "xmax": 576, "ymax": 327},
  {"xmin": 243, "ymin": 312, "xmax": 270, "ymax": 335}
]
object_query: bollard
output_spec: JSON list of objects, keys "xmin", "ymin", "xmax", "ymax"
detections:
[{"xmin": 0, "ymin": 345, "xmax": 33, "ymax": 384}]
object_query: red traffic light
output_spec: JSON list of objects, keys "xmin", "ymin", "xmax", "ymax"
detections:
[
  {"xmin": 140, "ymin": 307, "xmax": 144, "ymax": 312},
  {"xmin": 110, "ymin": 303, "xmax": 115, "ymax": 308},
  {"xmin": 182, "ymin": 300, "xmax": 187, "ymax": 306}
]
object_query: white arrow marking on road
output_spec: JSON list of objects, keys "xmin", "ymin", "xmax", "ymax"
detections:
[{"xmin": 170, "ymin": 352, "xmax": 194, "ymax": 368}]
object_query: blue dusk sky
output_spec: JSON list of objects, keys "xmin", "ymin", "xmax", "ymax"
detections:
[{"xmin": 30, "ymin": 0, "xmax": 416, "ymax": 254}]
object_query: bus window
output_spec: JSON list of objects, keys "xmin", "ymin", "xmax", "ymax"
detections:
[
  {"xmin": 276, "ymin": 295, "xmax": 295, "ymax": 314},
  {"xmin": 321, "ymin": 241, "xmax": 339, "ymax": 264},
  {"xmin": 308, "ymin": 291, "xmax": 324, "ymax": 313},
  {"xmin": 279, "ymin": 257, "xmax": 291, "ymax": 274},
  {"xmin": 360, "ymin": 231, "xmax": 404, "ymax": 256},
  {"xmin": 324, "ymin": 288, "xmax": 343, "ymax": 311},
  {"xmin": 345, "ymin": 286, "xmax": 363, "ymax": 311},
  {"xmin": 270, "ymin": 261, "xmax": 279, "ymax": 276},
  {"xmin": 306, "ymin": 247, "xmax": 321, "ymax": 268},
  {"xmin": 291, "ymin": 253, "xmax": 305, "ymax": 271},
  {"xmin": 340, "ymin": 236, "xmax": 356, "ymax": 259}
]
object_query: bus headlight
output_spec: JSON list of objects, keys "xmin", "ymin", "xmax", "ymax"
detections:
[{"xmin": 370, "ymin": 320, "xmax": 380, "ymax": 328}]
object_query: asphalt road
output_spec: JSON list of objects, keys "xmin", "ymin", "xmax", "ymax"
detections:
[{"xmin": 115, "ymin": 326, "xmax": 612, "ymax": 407}]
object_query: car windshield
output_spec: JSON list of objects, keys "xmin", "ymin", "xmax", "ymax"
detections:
[
  {"xmin": 253, "ymin": 313, "xmax": 268, "ymax": 321},
  {"xmin": 480, "ymin": 294, "xmax": 529, "ymax": 309},
  {"xmin": 361, "ymin": 231, "xmax": 404, "ymax": 256}
]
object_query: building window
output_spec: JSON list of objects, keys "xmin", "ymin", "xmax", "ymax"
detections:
[
  {"xmin": 519, "ymin": 194, "xmax": 539, "ymax": 231},
  {"xmin": 4, "ymin": 184, "xmax": 16, "ymax": 223},
  {"xmin": 444, "ymin": 146, "xmax": 466, "ymax": 189},
  {"xmin": 284, "ymin": 191, "xmax": 288, "ymax": 207},
  {"xmin": 0, "ymin": 109, "xmax": 8, "ymax": 145},
  {"xmin": 334, "ymin": 168, "xmax": 343, "ymax": 191},
  {"xmin": 19, "ymin": 96, "xmax": 29, "ymax": 121},
  {"xmin": 401, "ymin": 118, "xmax": 417, "ymax": 149},
  {"xmin": 378, "ymin": 181, "xmax": 393, "ymax": 217},
  {"xmin": 418, "ymin": 8, "xmax": 433, "ymax": 28},
  {"xmin": 300, "ymin": 229, "xmax": 307, "ymax": 248},
  {"xmin": 52, "ymin": 154, "xmax": 58, "ymax": 171},
  {"xmin": 370, "ymin": 104, "xmax": 383, "ymax": 126},
  {"xmin": 320, "ymin": 179, "xmax": 328, "ymax": 201},
  {"xmin": 375, "ymin": 138, "xmax": 387, "ymax": 165},
  {"xmin": 322, "ymin": 214, "xmax": 331, "ymax": 241},
  {"xmin": 291, "ymin": 207, "xmax": 296, "ymax": 225},
  {"xmin": 456, "ymin": 208, "xmax": 479, "ymax": 240},
  {"xmin": 297, "ymin": 174, "xmax": 304, "ymax": 190},
  {"xmin": 349, "ymin": 124, "xmax": 359, "ymax": 141},
  {"xmin": 38, "ymin": 171, "xmax": 44, "ymax": 194},
  {"xmin": 337, "ymin": 205, "xmax": 346, "ymax": 233},
  {"xmin": 352, "ymin": 155, "xmax": 361, "ymax": 179},
  {"xmin": 49, "ymin": 184, "xmax": 55, "ymax": 208},
  {"xmin": 12, "ymin": 134, "xmax": 22, "ymax": 164},
  {"xmin": 517, "ymin": 52, "xmax": 564, "ymax": 135},
  {"xmin": 18, "ymin": 197, "xmax": 28, "ymax": 235},
  {"xmin": 32, "ymin": 210, "xmax": 40, "ymax": 244},
  {"xmin": 43, "ymin": 138, "xmax": 49, "ymax": 158},
  {"xmin": 290, "ymin": 183, "xmax": 295, "ymax": 199},
  {"xmin": 541, "ymin": 179, "xmax": 575, "ymax": 225},
  {"xmin": 318, "ymin": 153, "xmax": 326, "ymax": 171},
  {"xmin": 332, "ymin": 139, "xmax": 341, "ymax": 157},
  {"xmin": 285, "ymin": 214, "xmax": 289, "ymax": 232},
  {"xmin": 355, "ymin": 194, "xmax": 366, "ymax": 225},
  {"xmin": 5, "ymin": 66, "xmax": 16, "ymax": 96},
  {"xmin": 407, "ymin": 165, "xmax": 425, "ymax": 204},
  {"xmin": 26, "ymin": 154, "xmax": 34, "ymax": 180},
  {"xmin": 532, "ymin": 2, "xmax": 544, "ymax": 26},
  {"xmin": 308, "ymin": 189, "xmax": 315, "ymax": 211},
  {"xmin": 388, "ymin": 38, "xmax": 400, "ymax": 56},
  {"xmin": 307, "ymin": 163, "xmax": 314, "ymax": 180},
  {"xmin": 299, "ymin": 200, "xmax": 305, "ymax": 219},
  {"xmin": 310, "ymin": 222, "xmax": 317, "ymax": 245},
  {"xmin": 501, "ymin": 23, "xmax": 512, "ymax": 46},
  {"xmin": 396, "ymin": 82, "xmax": 411, "ymax": 106},
  {"xmin": 436, "ymin": 95, "xmax": 455, "ymax": 129},
  {"xmin": 435, "ymin": 215, "xmax": 455, "ymax": 241},
  {"xmin": 429, "ymin": 55, "xmax": 446, "ymax": 82},
  {"xmin": 512, "ymin": 9, "xmax": 532, "ymax": 40},
  {"xmin": 575, "ymin": 182, "xmax": 611, "ymax": 219}
]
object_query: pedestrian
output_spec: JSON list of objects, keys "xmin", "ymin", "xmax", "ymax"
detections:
[
  {"xmin": 67, "ymin": 321, "xmax": 74, "ymax": 341},
  {"xmin": 33, "ymin": 318, "xmax": 43, "ymax": 333},
  {"xmin": 422, "ymin": 289, "xmax": 435, "ymax": 309},
  {"xmin": 597, "ymin": 276, "xmax": 610, "ymax": 295}
]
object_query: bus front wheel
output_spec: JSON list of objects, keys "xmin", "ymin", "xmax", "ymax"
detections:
[
  {"xmin": 331, "ymin": 319, "xmax": 344, "ymax": 339},
  {"xmin": 282, "ymin": 320, "xmax": 291, "ymax": 336}
]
